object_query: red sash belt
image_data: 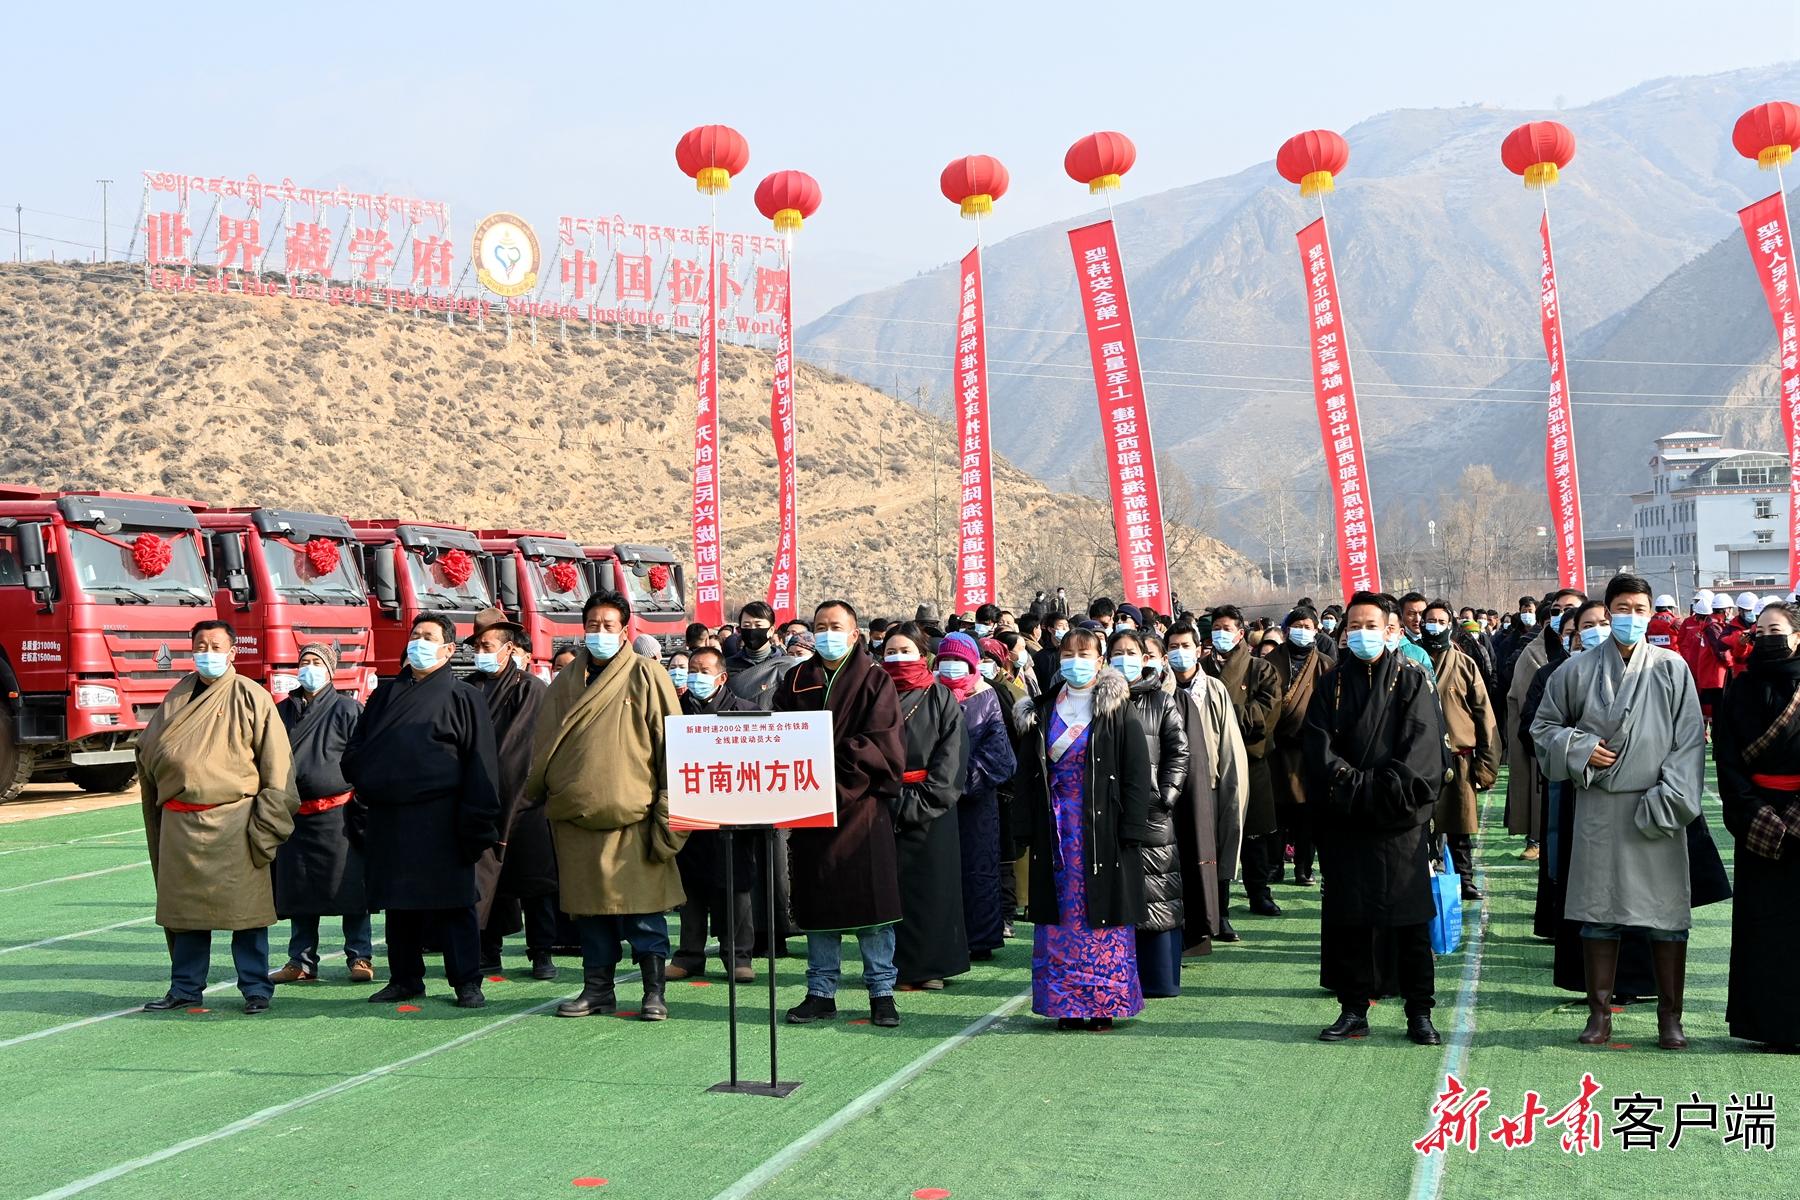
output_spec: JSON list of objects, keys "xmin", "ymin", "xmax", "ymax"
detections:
[
  {"xmin": 901, "ymin": 770, "xmax": 929, "ymax": 784},
  {"xmin": 1750, "ymin": 772, "xmax": 1800, "ymax": 792},
  {"xmin": 1453, "ymin": 748, "xmax": 1474, "ymax": 759},
  {"xmin": 297, "ymin": 790, "xmax": 353, "ymax": 816},
  {"xmin": 164, "ymin": 799, "xmax": 220, "ymax": 813}
]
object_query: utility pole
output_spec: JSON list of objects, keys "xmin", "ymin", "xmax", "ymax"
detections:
[
  {"xmin": 14, "ymin": 205, "xmax": 21, "ymax": 262},
  {"xmin": 96, "ymin": 180, "xmax": 113, "ymax": 261}
]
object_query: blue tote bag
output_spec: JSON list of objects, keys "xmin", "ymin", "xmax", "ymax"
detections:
[{"xmin": 1429, "ymin": 841, "xmax": 1463, "ymax": 956}]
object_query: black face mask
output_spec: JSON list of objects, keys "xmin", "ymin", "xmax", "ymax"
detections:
[
  {"xmin": 1422, "ymin": 630, "xmax": 1452, "ymax": 654},
  {"xmin": 1751, "ymin": 634, "xmax": 1795, "ymax": 663},
  {"xmin": 739, "ymin": 627, "xmax": 771, "ymax": 653}
]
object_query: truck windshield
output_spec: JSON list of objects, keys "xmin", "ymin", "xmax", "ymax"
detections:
[
  {"xmin": 623, "ymin": 564, "xmax": 683, "ymax": 616},
  {"xmin": 264, "ymin": 537, "xmax": 366, "ymax": 605},
  {"xmin": 527, "ymin": 557, "xmax": 588, "ymax": 614},
  {"xmin": 405, "ymin": 547, "xmax": 491, "ymax": 610},
  {"xmin": 68, "ymin": 526, "xmax": 212, "ymax": 605}
]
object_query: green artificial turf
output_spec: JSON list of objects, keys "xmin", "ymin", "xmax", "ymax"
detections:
[{"xmin": 1, "ymin": 779, "xmax": 1795, "ymax": 1200}]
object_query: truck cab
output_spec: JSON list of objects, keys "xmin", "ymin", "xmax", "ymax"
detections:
[
  {"xmin": 583, "ymin": 543, "xmax": 689, "ymax": 656},
  {"xmin": 0, "ymin": 487, "xmax": 216, "ymax": 798},
  {"xmin": 476, "ymin": 529, "xmax": 595, "ymax": 680},
  {"xmin": 198, "ymin": 507, "xmax": 372, "ymax": 702},
  {"xmin": 351, "ymin": 520, "xmax": 495, "ymax": 683}
]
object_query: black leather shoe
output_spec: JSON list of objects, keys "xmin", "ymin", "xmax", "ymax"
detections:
[
  {"xmin": 242, "ymin": 995, "xmax": 270, "ymax": 1015},
  {"xmin": 1215, "ymin": 923, "xmax": 1243, "ymax": 944},
  {"xmin": 1318, "ymin": 1009, "xmax": 1371, "ymax": 1042},
  {"xmin": 1460, "ymin": 883, "xmax": 1483, "ymax": 902},
  {"xmin": 529, "ymin": 953, "xmax": 559, "ymax": 981},
  {"xmin": 1250, "ymin": 898, "xmax": 1284, "ymax": 917},
  {"xmin": 369, "ymin": 981, "xmax": 425, "ymax": 1004},
  {"xmin": 453, "ymin": 985, "xmax": 486, "ymax": 1009},
  {"xmin": 870, "ymin": 996, "xmax": 900, "ymax": 1028},
  {"xmin": 1294, "ymin": 872, "xmax": 1317, "ymax": 887},
  {"xmin": 477, "ymin": 958, "xmax": 502, "ymax": 975},
  {"xmin": 143, "ymin": 992, "xmax": 201, "ymax": 1011},
  {"xmin": 1408, "ymin": 1014, "xmax": 1442, "ymax": 1045},
  {"xmin": 785, "ymin": 994, "xmax": 837, "ymax": 1024},
  {"xmin": 555, "ymin": 966, "xmax": 617, "ymax": 1018}
]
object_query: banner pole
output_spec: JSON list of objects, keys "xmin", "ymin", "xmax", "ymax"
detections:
[{"xmin": 722, "ymin": 827, "xmax": 739, "ymax": 1086}]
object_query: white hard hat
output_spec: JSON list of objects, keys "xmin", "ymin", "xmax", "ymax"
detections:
[
  {"xmin": 1737, "ymin": 591, "xmax": 1759, "ymax": 611},
  {"xmin": 1693, "ymin": 598, "xmax": 1711, "ymax": 616},
  {"xmin": 1761, "ymin": 594, "xmax": 1782, "ymax": 614},
  {"xmin": 1654, "ymin": 594, "xmax": 1676, "ymax": 609},
  {"xmin": 1713, "ymin": 594, "xmax": 1735, "ymax": 612}
]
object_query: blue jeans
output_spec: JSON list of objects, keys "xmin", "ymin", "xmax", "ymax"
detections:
[
  {"xmin": 576, "ymin": 913, "xmax": 670, "ymax": 969},
  {"xmin": 804, "ymin": 926, "xmax": 898, "ymax": 999},
  {"xmin": 285, "ymin": 912, "xmax": 374, "ymax": 972},
  {"xmin": 1580, "ymin": 921, "xmax": 1689, "ymax": 943},
  {"xmin": 169, "ymin": 928, "xmax": 270, "ymax": 1001}
]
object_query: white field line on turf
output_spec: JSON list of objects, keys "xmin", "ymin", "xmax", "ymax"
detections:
[
  {"xmin": 0, "ymin": 829, "xmax": 140, "ymax": 857},
  {"xmin": 0, "ymin": 916, "xmax": 157, "ymax": 956},
  {"xmin": 0, "ymin": 861, "xmax": 148, "ymax": 894},
  {"xmin": 710, "ymin": 987, "xmax": 1034, "ymax": 1200},
  {"xmin": 1406, "ymin": 795, "xmax": 1495, "ymax": 1200},
  {"xmin": 24, "ymin": 961, "xmax": 659, "ymax": 1199},
  {"xmin": 0, "ymin": 937, "xmax": 391, "ymax": 1051}
]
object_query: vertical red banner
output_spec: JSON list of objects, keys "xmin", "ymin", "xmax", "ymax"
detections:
[
  {"xmin": 1067, "ymin": 221, "xmax": 1171, "ymax": 613},
  {"xmin": 1296, "ymin": 217, "xmax": 1381, "ymax": 596},
  {"xmin": 691, "ymin": 238, "xmax": 724, "ymax": 626},
  {"xmin": 765, "ymin": 248, "xmax": 798, "ymax": 624},
  {"xmin": 1538, "ymin": 212, "xmax": 1586, "ymax": 590},
  {"xmin": 1739, "ymin": 192, "xmax": 1800, "ymax": 590},
  {"xmin": 955, "ymin": 246, "xmax": 997, "ymax": 613}
]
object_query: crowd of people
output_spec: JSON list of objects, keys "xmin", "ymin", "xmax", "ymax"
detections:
[{"xmin": 130, "ymin": 575, "xmax": 1796, "ymax": 1054}]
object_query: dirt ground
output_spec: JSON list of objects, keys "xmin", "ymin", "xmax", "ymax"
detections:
[{"xmin": 0, "ymin": 783, "xmax": 137, "ymax": 824}]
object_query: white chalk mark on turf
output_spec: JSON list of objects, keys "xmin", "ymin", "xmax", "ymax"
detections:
[
  {"xmin": 710, "ymin": 988, "xmax": 1034, "ymax": 1200},
  {"xmin": 0, "ymin": 861, "xmax": 148, "ymax": 894},
  {"xmin": 0, "ymin": 829, "xmax": 140, "ymax": 857},
  {"xmin": 0, "ymin": 916, "xmax": 156, "ymax": 956}
]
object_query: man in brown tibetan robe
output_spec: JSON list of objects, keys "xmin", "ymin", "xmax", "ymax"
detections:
[
  {"xmin": 775, "ymin": 598, "xmax": 908, "ymax": 1029},
  {"xmin": 138, "ymin": 620, "xmax": 297, "ymax": 1014},
  {"xmin": 1422, "ymin": 598, "xmax": 1499, "ymax": 901}
]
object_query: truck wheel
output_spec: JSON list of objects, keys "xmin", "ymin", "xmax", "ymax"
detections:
[
  {"xmin": 68, "ymin": 763, "xmax": 138, "ymax": 795},
  {"xmin": 0, "ymin": 727, "xmax": 34, "ymax": 802}
]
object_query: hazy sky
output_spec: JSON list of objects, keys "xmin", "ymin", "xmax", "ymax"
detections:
[{"xmin": 7, "ymin": 1, "xmax": 1796, "ymax": 321}]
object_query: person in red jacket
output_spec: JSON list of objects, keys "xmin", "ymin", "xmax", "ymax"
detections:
[
  {"xmin": 1719, "ymin": 591, "xmax": 1760, "ymax": 680},
  {"xmin": 1677, "ymin": 593, "xmax": 1711, "ymax": 675},
  {"xmin": 1693, "ymin": 593, "xmax": 1738, "ymax": 717},
  {"xmin": 1647, "ymin": 594, "xmax": 1681, "ymax": 651}
]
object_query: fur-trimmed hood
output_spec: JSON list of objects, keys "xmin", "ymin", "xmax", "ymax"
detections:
[{"xmin": 1012, "ymin": 665, "xmax": 1129, "ymax": 732}]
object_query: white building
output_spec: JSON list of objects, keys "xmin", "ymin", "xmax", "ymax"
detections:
[{"xmin": 1631, "ymin": 431, "xmax": 1790, "ymax": 594}]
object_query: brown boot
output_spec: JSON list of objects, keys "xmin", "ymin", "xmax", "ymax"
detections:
[
  {"xmin": 1652, "ymin": 939, "xmax": 1689, "ymax": 1050},
  {"xmin": 1578, "ymin": 937, "xmax": 1620, "ymax": 1045}
]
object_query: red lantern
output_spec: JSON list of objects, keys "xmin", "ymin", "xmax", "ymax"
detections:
[
  {"xmin": 438, "ymin": 548, "xmax": 474, "ymax": 587},
  {"xmin": 546, "ymin": 560, "xmax": 581, "ymax": 594},
  {"xmin": 1501, "ymin": 121, "xmax": 1576, "ymax": 189},
  {"xmin": 303, "ymin": 536, "xmax": 341, "ymax": 576},
  {"xmin": 1276, "ymin": 129, "xmax": 1351, "ymax": 197},
  {"xmin": 675, "ymin": 125, "xmax": 750, "ymax": 195},
  {"xmin": 1734, "ymin": 101, "xmax": 1800, "ymax": 170},
  {"xmin": 941, "ymin": 155, "xmax": 1010, "ymax": 219},
  {"xmin": 131, "ymin": 533, "xmax": 172, "ymax": 578},
  {"xmin": 1064, "ymin": 132, "xmax": 1136, "ymax": 194},
  {"xmin": 648, "ymin": 564, "xmax": 671, "ymax": 593},
  {"xmin": 754, "ymin": 171, "xmax": 822, "ymax": 232}
]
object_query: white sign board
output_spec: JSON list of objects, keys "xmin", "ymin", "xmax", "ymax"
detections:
[{"xmin": 665, "ymin": 712, "xmax": 838, "ymax": 830}]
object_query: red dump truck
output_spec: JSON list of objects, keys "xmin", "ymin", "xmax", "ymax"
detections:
[
  {"xmin": 477, "ymin": 529, "xmax": 597, "ymax": 679},
  {"xmin": 197, "ymin": 507, "xmax": 373, "ymax": 701},
  {"xmin": 0, "ymin": 487, "xmax": 216, "ymax": 798},
  {"xmin": 584, "ymin": 543, "xmax": 689, "ymax": 655},
  {"xmin": 350, "ymin": 519, "xmax": 495, "ymax": 683}
]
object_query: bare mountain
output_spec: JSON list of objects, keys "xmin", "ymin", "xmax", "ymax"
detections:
[
  {"xmin": 0, "ymin": 262, "xmax": 1253, "ymax": 614},
  {"xmin": 800, "ymin": 63, "xmax": 1800, "ymax": 548}
]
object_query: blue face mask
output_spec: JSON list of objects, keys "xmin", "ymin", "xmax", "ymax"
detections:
[
  {"xmin": 1051, "ymin": 628, "xmax": 1067, "ymax": 645},
  {"xmin": 1579, "ymin": 625, "xmax": 1608, "ymax": 651},
  {"xmin": 1060, "ymin": 657, "xmax": 1097, "ymax": 688},
  {"xmin": 1321, "ymin": 617, "xmax": 1338, "ymax": 633},
  {"xmin": 1211, "ymin": 630, "xmax": 1237, "ymax": 654},
  {"xmin": 687, "ymin": 672, "xmax": 718, "ymax": 700},
  {"xmin": 1611, "ymin": 613, "xmax": 1650, "ymax": 647},
  {"xmin": 978, "ymin": 660, "xmax": 998, "ymax": 680},
  {"xmin": 1385, "ymin": 631, "xmax": 1402, "ymax": 652},
  {"xmin": 1110, "ymin": 653, "xmax": 1143, "ymax": 679},
  {"xmin": 297, "ymin": 663, "xmax": 330, "ymax": 693},
  {"xmin": 668, "ymin": 666, "xmax": 689, "ymax": 689},
  {"xmin": 815, "ymin": 630, "xmax": 852, "ymax": 661},
  {"xmin": 1423, "ymin": 621, "xmax": 1447, "ymax": 636},
  {"xmin": 1519, "ymin": 611, "xmax": 1537, "ymax": 627},
  {"xmin": 1347, "ymin": 629, "xmax": 1386, "ymax": 661},
  {"xmin": 938, "ymin": 660, "xmax": 970, "ymax": 680},
  {"xmin": 474, "ymin": 651, "xmax": 504, "ymax": 675},
  {"xmin": 1167, "ymin": 647, "xmax": 1198, "ymax": 673},
  {"xmin": 1549, "ymin": 611, "xmax": 1566, "ymax": 634},
  {"xmin": 973, "ymin": 623, "xmax": 992, "ymax": 637},
  {"xmin": 1288, "ymin": 627, "xmax": 1317, "ymax": 648},
  {"xmin": 585, "ymin": 630, "xmax": 622, "ymax": 660},
  {"xmin": 194, "ymin": 651, "xmax": 230, "ymax": 681},
  {"xmin": 406, "ymin": 638, "xmax": 442, "ymax": 672}
]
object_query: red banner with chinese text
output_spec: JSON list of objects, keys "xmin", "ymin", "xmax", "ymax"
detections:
[
  {"xmin": 1296, "ymin": 218, "xmax": 1381, "ymax": 596},
  {"xmin": 692, "ymin": 253, "xmax": 724, "ymax": 626},
  {"xmin": 955, "ymin": 246, "xmax": 998, "ymax": 613},
  {"xmin": 1067, "ymin": 221, "xmax": 1171, "ymax": 612},
  {"xmin": 1537, "ymin": 213, "xmax": 1586, "ymax": 590},
  {"xmin": 765, "ymin": 251, "xmax": 799, "ymax": 625},
  {"xmin": 1739, "ymin": 192, "xmax": 1800, "ymax": 590}
]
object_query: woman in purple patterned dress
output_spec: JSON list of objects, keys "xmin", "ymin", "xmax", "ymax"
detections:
[{"xmin": 1011, "ymin": 627, "xmax": 1155, "ymax": 1030}]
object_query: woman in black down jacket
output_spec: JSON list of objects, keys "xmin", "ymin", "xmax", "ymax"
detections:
[{"xmin": 1109, "ymin": 630, "xmax": 1190, "ymax": 998}]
